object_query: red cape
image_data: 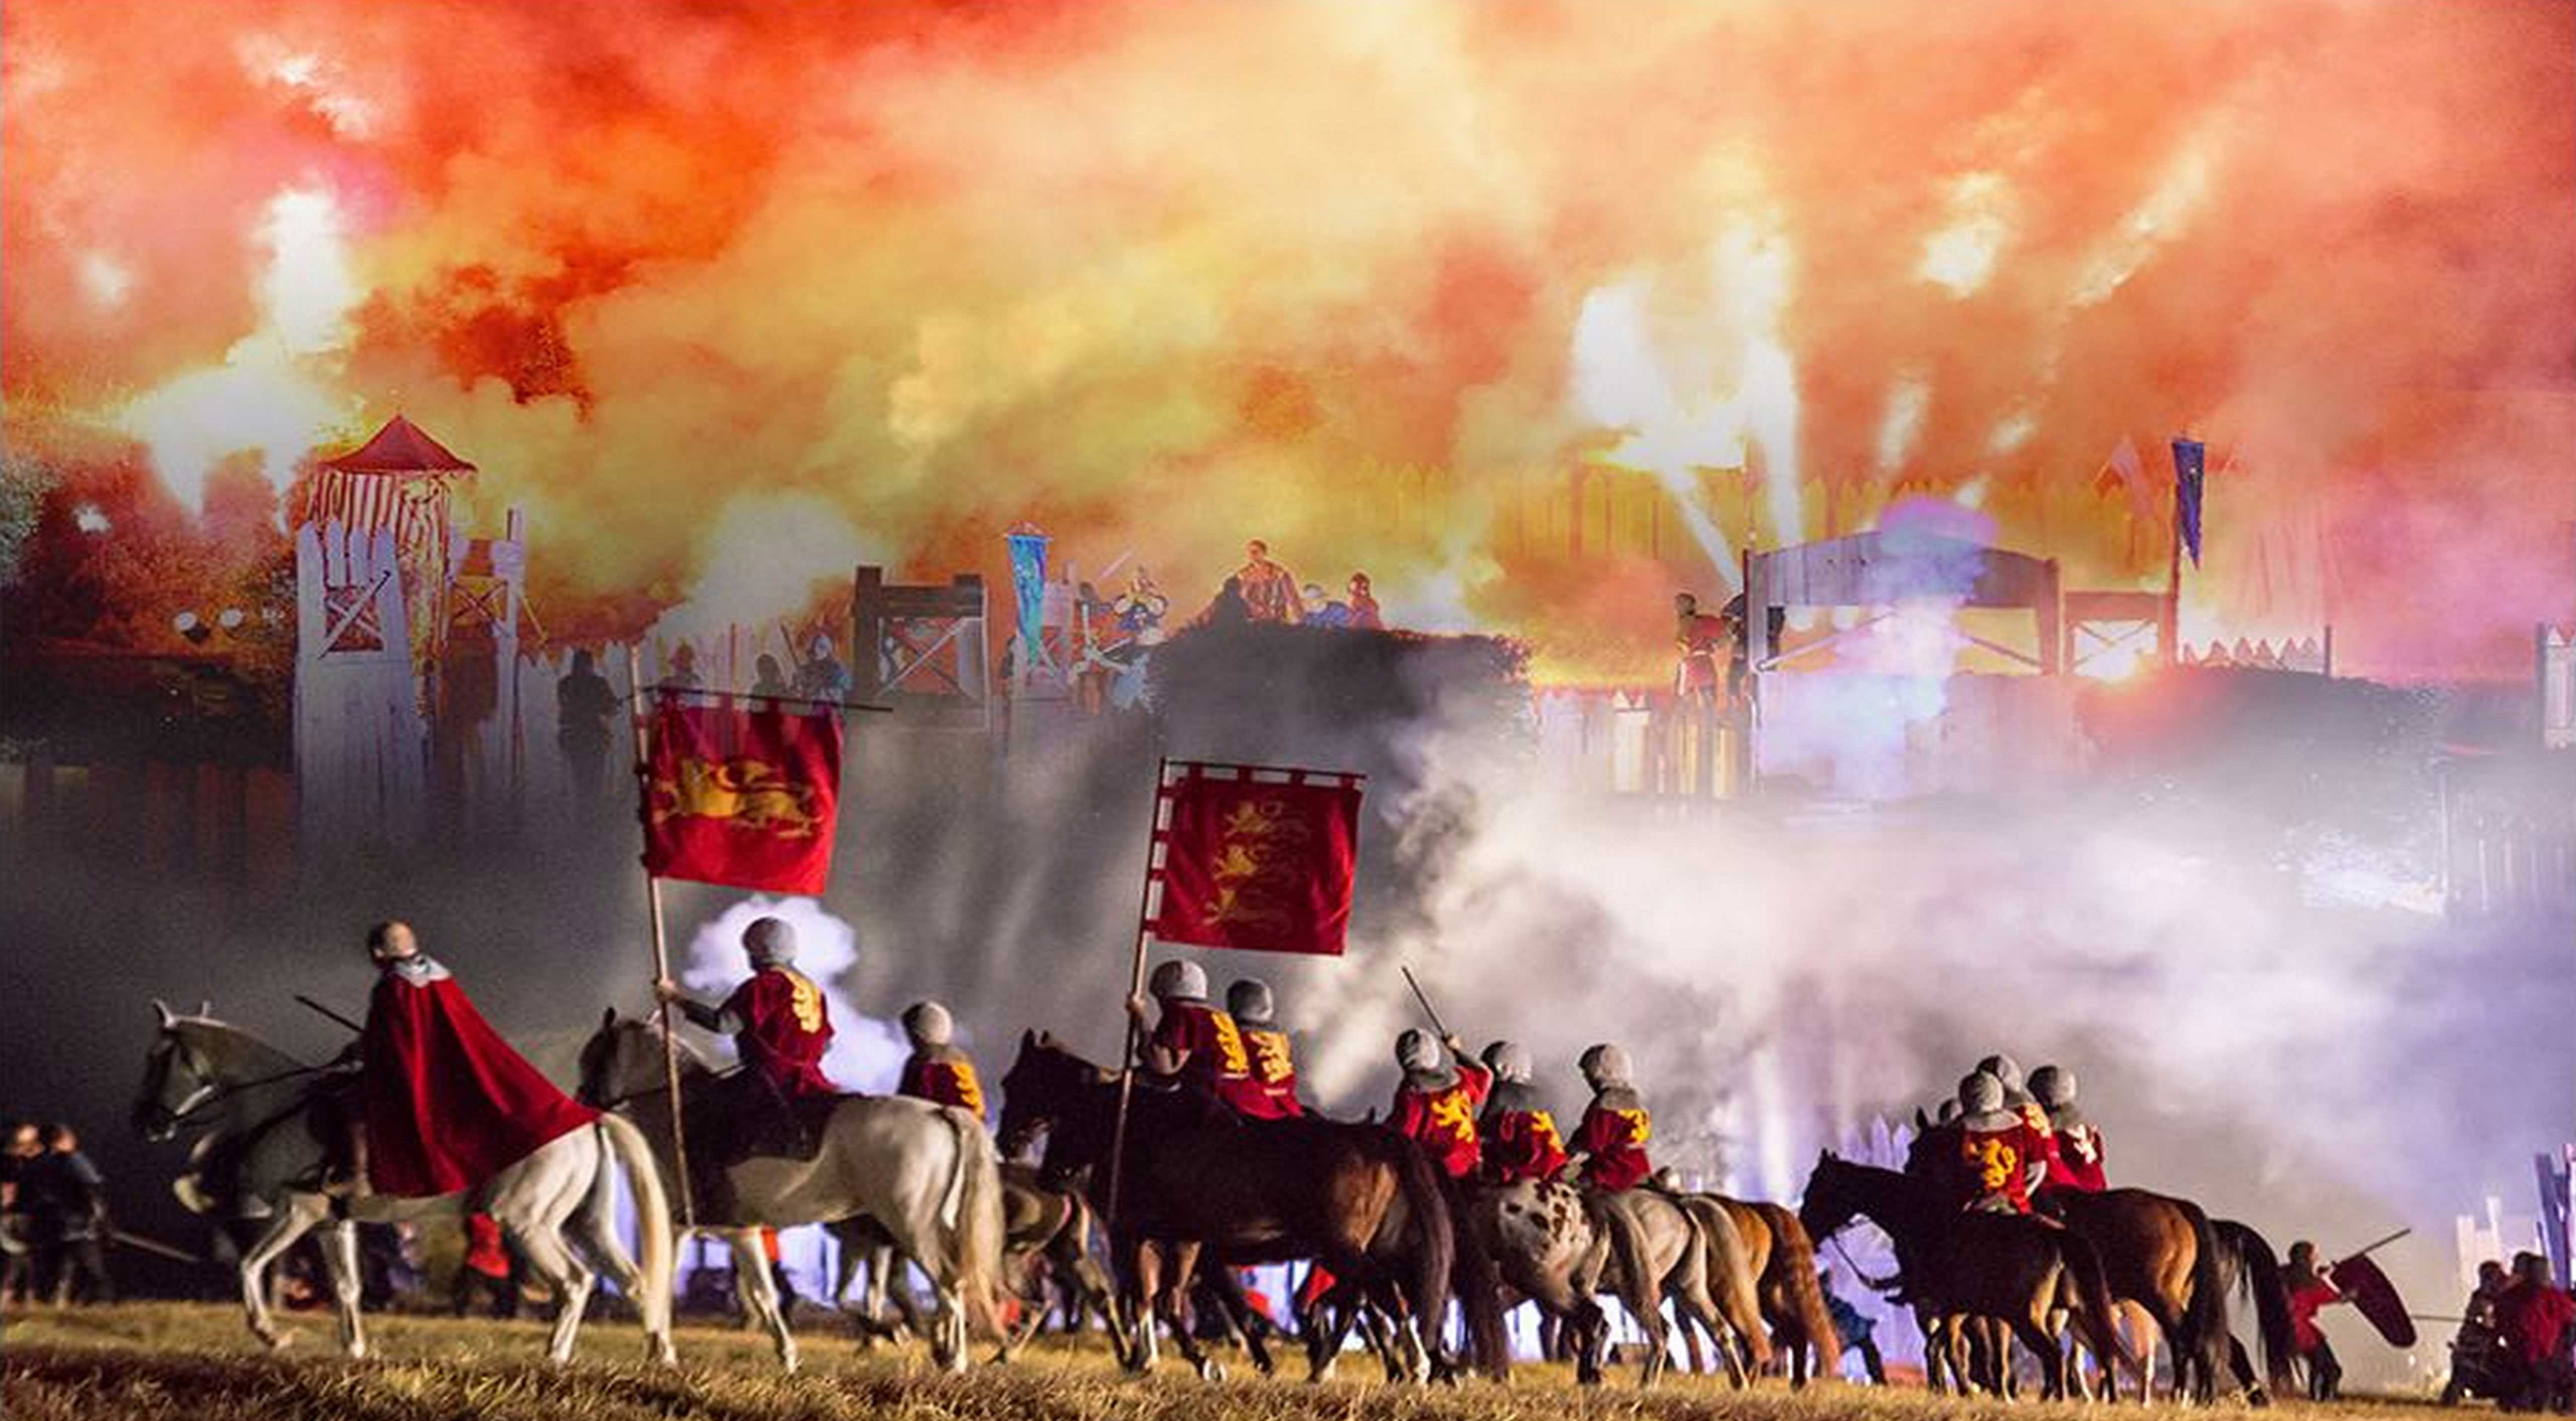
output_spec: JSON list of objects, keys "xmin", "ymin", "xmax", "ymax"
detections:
[{"xmin": 361, "ymin": 962, "xmax": 597, "ymax": 1198}]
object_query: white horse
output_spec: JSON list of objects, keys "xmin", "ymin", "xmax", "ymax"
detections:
[
  {"xmin": 133, "ymin": 1002, "xmax": 676, "ymax": 1366},
  {"xmin": 577, "ymin": 1011, "xmax": 1004, "ymax": 1373}
]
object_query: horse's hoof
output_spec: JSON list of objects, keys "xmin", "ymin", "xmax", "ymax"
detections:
[{"xmin": 261, "ymin": 1330, "xmax": 296, "ymax": 1353}]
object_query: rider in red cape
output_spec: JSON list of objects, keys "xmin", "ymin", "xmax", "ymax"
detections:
[{"xmin": 357, "ymin": 921, "xmax": 597, "ymax": 1200}]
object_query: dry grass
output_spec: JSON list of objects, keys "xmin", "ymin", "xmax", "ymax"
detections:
[{"xmin": 3, "ymin": 1303, "xmax": 2456, "ymax": 1421}]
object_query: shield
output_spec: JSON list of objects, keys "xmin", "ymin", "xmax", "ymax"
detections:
[{"xmin": 2327, "ymin": 1252, "xmax": 2415, "ymax": 1347}]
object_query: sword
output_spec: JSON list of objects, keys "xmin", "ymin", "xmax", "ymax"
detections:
[{"xmin": 1398, "ymin": 965, "xmax": 1451, "ymax": 1042}]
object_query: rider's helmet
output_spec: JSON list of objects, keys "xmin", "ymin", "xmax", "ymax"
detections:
[{"xmin": 1148, "ymin": 959, "xmax": 1207, "ymax": 1002}]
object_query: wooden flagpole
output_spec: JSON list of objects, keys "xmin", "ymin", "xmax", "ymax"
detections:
[
  {"xmin": 1102, "ymin": 756, "xmax": 1171, "ymax": 1228},
  {"xmin": 626, "ymin": 644, "xmax": 698, "ymax": 1230}
]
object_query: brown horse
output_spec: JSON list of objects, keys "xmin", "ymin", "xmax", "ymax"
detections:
[
  {"xmin": 996, "ymin": 1031, "xmax": 1469, "ymax": 1382},
  {"xmin": 1699, "ymin": 1193, "xmax": 1843, "ymax": 1387},
  {"xmin": 1800, "ymin": 1153, "xmax": 2137, "ymax": 1400}
]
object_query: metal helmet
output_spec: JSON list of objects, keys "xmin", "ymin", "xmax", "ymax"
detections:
[
  {"xmin": 1225, "ymin": 978, "xmax": 1275, "ymax": 1026},
  {"xmin": 809, "ymin": 634, "xmax": 835, "ymax": 659},
  {"xmin": 1395, "ymin": 1029, "xmax": 1442, "ymax": 1075},
  {"xmin": 1578, "ymin": 1043, "xmax": 1632, "ymax": 1089},
  {"xmin": 1482, "ymin": 1040, "xmax": 1532, "ymax": 1083},
  {"xmin": 1958, "ymin": 1070, "xmax": 2004, "ymax": 1114},
  {"xmin": 1936, "ymin": 1097, "xmax": 1963, "ymax": 1124},
  {"xmin": 1975, "ymin": 1054, "xmax": 2025, "ymax": 1094},
  {"xmin": 1148, "ymin": 959, "xmax": 1207, "ymax": 1002},
  {"xmin": 2028, "ymin": 1065, "xmax": 2076, "ymax": 1109},
  {"xmin": 742, "ymin": 916, "xmax": 797, "ymax": 967},
  {"xmin": 902, "ymin": 1001, "xmax": 952, "ymax": 1047}
]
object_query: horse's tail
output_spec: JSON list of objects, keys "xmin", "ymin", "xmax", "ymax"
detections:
[
  {"xmin": 1763, "ymin": 1203, "xmax": 1841, "ymax": 1369},
  {"xmin": 1693, "ymin": 1199, "xmax": 1775, "ymax": 1371},
  {"xmin": 939, "ymin": 1104, "xmax": 1008, "ymax": 1342},
  {"xmin": 2058, "ymin": 1227, "xmax": 2139, "ymax": 1387},
  {"xmin": 1387, "ymin": 1137, "xmax": 1459, "ymax": 1370},
  {"xmin": 595, "ymin": 1112, "xmax": 675, "ymax": 1346},
  {"xmin": 2177, "ymin": 1201, "xmax": 2234, "ymax": 1398},
  {"xmin": 2217, "ymin": 1218, "xmax": 2298, "ymax": 1393},
  {"xmin": 1449, "ymin": 1180, "xmax": 1511, "ymax": 1381}
]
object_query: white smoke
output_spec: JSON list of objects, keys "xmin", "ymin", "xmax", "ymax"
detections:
[{"xmin": 679, "ymin": 894, "xmax": 908, "ymax": 1092}]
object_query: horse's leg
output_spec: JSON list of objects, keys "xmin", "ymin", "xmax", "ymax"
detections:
[
  {"xmin": 1158, "ymin": 1242, "xmax": 1224, "ymax": 1382},
  {"xmin": 2016, "ymin": 1309, "xmax": 2069, "ymax": 1402},
  {"xmin": 1063, "ymin": 1229, "xmax": 1128, "ymax": 1360},
  {"xmin": 566, "ymin": 1183, "xmax": 672, "ymax": 1367},
  {"xmin": 729, "ymin": 1229, "xmax": 798, "ymax": 1373},
  {"xmin": 510, "ymin": 1216, "xmax": 598, "ymax": 1367},
  {"xmin": 320, "ymin": 1218, "xmax": 369, "ymax": 1360},
  {"xmin": 238, "ymin": 1195, "xmax": 329, "ymax": 1351},
  {"xmin": 1122, "ymin": 1238, "xmax": 1161, "ymax": 1375}
]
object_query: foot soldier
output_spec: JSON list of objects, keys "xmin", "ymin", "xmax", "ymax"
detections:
[
  {"xmin": 656, "ymin": 916, "xmax": 839, "ymax": 1162},
  {"xmin": 1390, "ymin": 1029, "xmax": 1490, "ymax": 1181},
  {"xmin": 1124, "ymin": 960, "xmax": 1266, "ymax": 1118},
  {"xmin": 1226, "ymin": 978, "xmax": 1305, "ymax": 1119},
  {"xmin": 1475, "ymin": 1041, "xmax": 1568, "ymax": 1185},
  {"xmin": 1570, "ymin": 1043, "xmax": 1653, "ymax": 1192},
  {"xmin": 896, "ymin": 1001, "xmax": 985, "ymax": 1119}
]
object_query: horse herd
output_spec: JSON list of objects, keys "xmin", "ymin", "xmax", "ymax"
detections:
[{"xmin": 131, "ymin": 1005, "xmax": 2303, "ymax": 1402}]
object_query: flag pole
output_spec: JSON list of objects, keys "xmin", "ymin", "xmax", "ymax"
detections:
[
  {"xmin": 627, "ymin": 643, "xmax": 698, "ymax": 1230},
  {"xmin": 1103, "ymin": 756, "xmax": 1169, "ymax": 1229},
  {"xmin": 2163, "ymin": 441, "xmax": 2185, "ymax": 668}
]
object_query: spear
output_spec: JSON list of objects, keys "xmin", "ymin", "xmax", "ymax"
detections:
[
  {"xmin": 295, "ymin": 994, "xmax": 364, "ymax": 1035},
  {"xmin": 1399, "ymin": 965, "xmax": 1451, "ymax": 1042}
]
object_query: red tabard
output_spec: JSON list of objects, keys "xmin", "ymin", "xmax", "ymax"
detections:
[
  {"xmin": 725, "ymin": 967, "xmax": 837, "ymax": 1097},
  {"xmin": 1148, "ymin": 767, "xmax": 1362, "ymax": 957},
  {"xmin": 2044, "ymin": 1123, "xmax": 2108, "ymax": 1192},
  {"xmin": 897, "ymin": 1048, "xmax": 985, "ymax": 1116},
  {"xmin": 361, "ymin": 969, "xmax": 598, "ymax": 1198},
  {"xmin": 1574, "ymin": 1100, "xmax": 1654, "ymax": 1192},
  {"xmin": 1481, "ymin": 1107, "xmax": 1569, "ymax": 1185},
  {"xmin": 1238, "ymin": 1027, "xmax": 1305, "ymax": 1119},
  {"xmin": 1955, "ymin": 1119, "xmax": 2053, "ymax": 1213},
  {"xmin": 1392, "ymin": 1063, "xmax": 1492, "ymax": 1180},
  {"xmin": 1150, "ymin": 1002, "xmax": 1270, "ymax": 1117}
]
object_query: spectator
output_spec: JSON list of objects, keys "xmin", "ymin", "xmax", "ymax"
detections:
[
  {"xmin": 27, "ymin": 1123, "xmax": 112, "ymax": 1305},
  {"xmin": 1345, "ymin": 573, "xmax": 1383, "ymax": 630},
  {"xmin": 1300, "ymin": 583, "xmax": 1351, "ymax": 628},
  {"xmin": 1233, "ymin": 540, "xmax": 1304, "ymax": 624},
  {"xmin": 1197, "ymin": 576, "xmax": 1252, "ymax": 629},
  {"xmin": 0, "ymin": 1121, "xmax": 38, "ymax": 1305}
]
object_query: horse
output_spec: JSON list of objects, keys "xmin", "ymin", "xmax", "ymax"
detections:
[
  {"xmin": 132, "ymin": 1002, "xmax": 675, "ymax": 1366},
  {"xmin": 996, "ymin": 1030, "xmax": 1465, "ymax": 1382},
  {"xmin": 577, "ymin": 1010, "xmax": 1003, "ymax": 1372},
  {"xmin": 2212, "ymin": 1217, "xmax": 2301, "ymax": 1396},
  {"xmin": 1799, "ymin": 1152, "xmax": 2136, "ymax": 1400},
  {"xmin": 1692, "ymin": 1192, "xmax": 1842, "ymax": 1387},
  {"xmin": 829, "ymin": 1160, "xmax": 1128, "ymax": 1362}
]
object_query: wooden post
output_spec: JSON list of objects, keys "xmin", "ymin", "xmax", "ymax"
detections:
[
  {"xmin": 1103, "ymin": 757, "xmax": 1171, "ymax": 1228},
  {"xmin": 625, "ymin": 644, "xmax": 697, "ymax": 1229}
]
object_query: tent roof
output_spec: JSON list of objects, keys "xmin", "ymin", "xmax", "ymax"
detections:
[{"xmin": 317, "ymin": 415, "xmax": 475, "ymax": 475}]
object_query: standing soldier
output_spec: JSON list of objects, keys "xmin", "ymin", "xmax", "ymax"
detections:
[
  {"xmin": 1570, "ymin": 1044, "xmax": 1654, "ymax": 1192},
  {"xmin": 346, "ymin": 921, "xmax": 600, "ymax": 1201},
  {"xmin": 2027, "ymin": 1065, "xmax": 2106, "ymax": 1193},
  {"xmin": 896, "ymin": 1001, "xmax": 985, "ymax": 1119},
  {"xmin": 1674, "ymin": 593, "xmax": 1731, "ymax": 706},
  {"xmin": 1124, "ymin": 960, "xmax": 1266, "ymax": 1118},
  {"xmin": 656, "ymin": 916, "xmax": 839, "ymax": 1160},
  {"xmin": 1477, "ymin": 1041, "xmax": 1568, "ymax": 1185},
  {"xmin": 796, "ymin": 634, "xmax": 851, "ymax": 703},
  {"xmin": 1390, "ymin": 1030, "xmax": 1491, "ymax": 1182},
  {"xmin": 1951, "ymin": 1071, "xmax": 2053, "ymax": 1214},
  {"xmin": 1226, "ymin": 978, "xmax": 1305, "ymax": 1120}
]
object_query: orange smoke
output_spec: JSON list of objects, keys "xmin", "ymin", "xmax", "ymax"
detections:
[{"xmin": 6, "ymin": 0, "xmax": 2572, "ymax": 679}]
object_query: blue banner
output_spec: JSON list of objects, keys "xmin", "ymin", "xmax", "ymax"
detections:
[
  {"xmin": 2171, "ymin": 437, "xmax": 2206, "ymax": 566},
  {"xmin": 1005, "ymin": 527, "xmax": 1050, "ymax": 671}
]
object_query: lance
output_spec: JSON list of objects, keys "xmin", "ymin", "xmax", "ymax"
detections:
[
  {"xmin": 1399, "ymin": 965, "xmax": 1450, "ymax": 1042},
  {"xmin": 2346, "ymin": 1228, "xmax": 2413, "ymax": 1260},
  {"xmin": 295, "ymin": 994, "xmax": 364, "ymax": 1035},
  {"xmin": 109, "ymin": 1228, "xmax": 208, "ymax": 1266},
  {"xmin": 1103, "ymin": 757, "xmax": 1171, "ymax": 1230},
  {"xmin": 627, "ymin": 644, "xmax": 698, "ymax": 1231}
]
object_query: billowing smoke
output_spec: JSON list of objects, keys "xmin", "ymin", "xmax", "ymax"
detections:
[
  {"xmin": 677, "ymin": 894, "xmax": 907, "ymax": 1093},
  {"xmin": 9, "ymin": 0, "xmax": 2574, "ymax": 680}
]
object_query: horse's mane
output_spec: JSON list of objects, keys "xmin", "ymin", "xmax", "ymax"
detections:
[
  {"xmin": 174, "ymin": 1014, "xmax": 308, "ymax": 1076},
  {"xmin": 619, "ymin": 1012, "xmax": 713, "ymax": 1075}
]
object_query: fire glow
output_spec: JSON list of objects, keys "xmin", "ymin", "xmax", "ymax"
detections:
[{"xmin": 5, "ymin": 0, "xmax": 2571, "ymax": 680}]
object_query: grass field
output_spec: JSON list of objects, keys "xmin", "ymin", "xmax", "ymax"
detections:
[{"xmin": 3, "ymin": 1302, "xmax": 2456, "ymax": 1421}]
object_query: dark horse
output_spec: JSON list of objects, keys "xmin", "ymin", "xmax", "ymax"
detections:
[
  {"xmin": 1800, "ymin": 1153, "xmax": 2136, "ymax": 1400},
  {"xmin": 996, "ymin": 1031, "xmax": 1467, "ymax": 1382}
]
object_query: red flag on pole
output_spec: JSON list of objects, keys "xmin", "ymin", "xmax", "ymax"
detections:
[
  {"xmin": 640, "ymin": 694, "xmax": 843, "ymax": 894},
  {"xmin": 1145, "ymin": 761, "xmax": 1364, "ymax": 956}
]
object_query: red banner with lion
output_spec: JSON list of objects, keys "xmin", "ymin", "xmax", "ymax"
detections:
[
  {"xmin": 1146, "ymin": 761, "xmax": 1364, "ymax": 956},
  {"xmin": 640, "ymin": 695, "xmax": 843, "ymax": 894}
]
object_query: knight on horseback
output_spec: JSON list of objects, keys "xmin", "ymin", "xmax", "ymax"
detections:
[
  {"xmin": 897, "ymin": 1001, "xmax": 985, "ymax": 1119},
  {"xmin": 1950, "ymin": 1070, "xmax": 2054, "ymax": 1215},
  {"xmin": 654, "ymin": 916, "xmax": 839, "ymax": 1163},
  {"xmin": 1570, "ymin": 1044, "xmax": 1653, "ymax": 1192},
  {"xmin": 2028, "ymin": 1065, "xmax": 2106, "ymax": 1193},
  {"xmin": 1476, "ymin": 1041, "xmax": 1568, "ymax": 1185},
  {"xmin": 1226, "ymin": 977, "xmax": 1305, "ymax": 1119},
  {"xmin": 1124, "ymin": 959, "xmax": 1268, "ymax": 1118},
  {"xmin": 1389, "ymin": 1029, "xmax": 1490, "ymax": 1180}
]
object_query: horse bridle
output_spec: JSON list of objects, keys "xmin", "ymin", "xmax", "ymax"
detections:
[{"xmin": 139, "ymin": 1029, "xmax": 329, "ymax": 1136}]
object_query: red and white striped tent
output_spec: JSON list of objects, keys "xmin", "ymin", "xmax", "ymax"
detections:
[{"xmin": 304, "ymin": 415, "xmax": 477, "ymax": 669}]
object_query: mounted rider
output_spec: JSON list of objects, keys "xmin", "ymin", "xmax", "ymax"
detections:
[
  {"xmin": 1124, "ymin": 959, "xmax": 1268, "ymax": 1118},
  {"xmin": 1570, "ymin": 1043, "xmax": 1653, "ymax": 1192},
  {"xmin": 1390, "ymin": 1028, "xmax": 1491, "ymax": 1180},
  {"xmin": 1950, "ymin": 1070, "xmax": 2053, "ymax": 1214},
  {"xmin": 344, "ymin": 921, "xmax": 598, "ymax": 1200},
  {"xmin": 2027, "ymin": 1064, "xmax": 2106, "ymax": 1193},
  {"xmin": 655, "ymin": 916, "xmax": 839, "ymax": 1160},
  {"xmin": 1226, "ymin": 978, "xmax": 1305, "ymax": 1119},
  {"xmin": 1976, "ymin": 1053, "xmax": 2057, "ymax": 1197},
  {"xmin": 1476, "ymin": 1040, "xmax": 1568, "ymax": 1185},
  {"xmin": 896, "ymin": 1001, "xmax": 985, "ymax": 1118}
]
